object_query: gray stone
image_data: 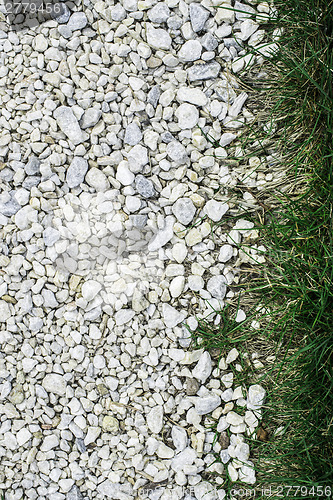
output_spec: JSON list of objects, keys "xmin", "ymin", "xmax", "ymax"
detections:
[
  {"xmin": 148, "ymin": 3, "xmax": 170, "ymax": 23},
  {"xmin": 147, "ymin": 85, "xmax": 160, "ymax": 108},
  {"xmin": 80, "ymin": 108, "xmax": 101, "ymax": 129},
  {"xmin": 66, "ymin": 157, "xmax": 88, "ymax": 188},
  {"xmin": 111, "ymin": 3, "xmax": 126, "ymax": 21},
  {"xmin": 135, "ymin": 174, "xmax": 156, "ymax": 198},
  {"xmin": 54, "ymin": 106, "xmax": 85, "ymax": 145},
  {"xmin": 124, "ymin": 123, "xmax": 142, "ymax": 146},
  {"xmin": 161, "ymin": 131, "xmax": 174, "ymax": 143},
  {"xmin": 51, "ymin": 2, "xmax": 71, "ymax": 23},
  {"xmin": 207, "ymin": 275, "xmax": 227, "ymax": 300},
  {"xmin": 67, "ymin": 12, "xmax": 87, "ymax": 31},
  {"xmin": 130, "ymin": 214, "xmax": 148, "ymax": 228},
  {"xmin": 25, "ymin": 156, "xmax": 40, "ymax": 175},
  {"xmin": 66, "ymin": 485, "xmax": 84, "ymax": 500},
  {"xmin": 76, "ymin": 438, "xmax": 86, "ymax": 453},
  {"xmin": 0, "ymin": 194, "xmax": 20, "ymax": 217},
  {"xmin": 186, "ymin": 377, "xmax": 200, "ymax": 396},
  {"xmin": 167, "ymin": 141, "xmax": 188, "ymax": 164},
  {"xmin": 201, "ymin": 33, "xmax": 218, "ymax": 51},
  {"xmin": 22, "ymin": 176, "xmax": 41, "ymax": 189},
  {"xmin": 187, "ymin": 62, "xmax": 221, "ymax": 82},
  {"xmin": 189, "ymin": 3, "xmax": 210, "ymax": 32},
  {"xmin": 234, "ymin": 1, "xmax": 256, "ymax": 20},
  {"xmin": 172, "ymin": 198, "xmax": 196, "ymax": 226},
  {"xmin": 43, "ymin": 227, "xmax": 60, "ymax": 247}
]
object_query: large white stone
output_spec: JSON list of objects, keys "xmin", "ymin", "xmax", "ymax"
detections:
[
  {"xmin": 247, "ymin": 384, "xmax": 266, "ymax": 410},
  {"xmin": 81, "ymin": 280, "xmax": 102, "ymax": 301},
  {"xmin": 146, "ymin": 25, "xmax": 172, "ymax": 50},
  {"xmin": 169, "ymin": 276, "xmax": 185, "ymax": 298},
  {"xmin": 175, "ymin": 103, "xmax": 199, "ymax": 130},
  {"xmin": 147, "ymin": 405, "xmax": 164, "ymax": 434},
  {"xmin": 172, "ymin": 426, "xmax": 188, "ymax": 451},
  {"xmin": 192, "ymin": 352, "xmax": 212, "ymax": 384},
  {"xmin": 219, "ymin": 244, "xmax": 234, "ymax": 263},
  {"xmin": 204, "ymin": 200, "xmax": 229, "ymax": 221},
  {"xmin": 162, "ymin": 303, "xmax": 186, "ymax": 328},
  {"xmin": 85, "ymin": 167, "xmax": 109, "ymax": 191},
  {"xmin": 115, "ymin": 309, "xmax": 136, "ymax": 326},
  {"xmin": 191, "ymin": 394, "xmax": 221, "ymax": 415},
  {"xmin": 42, "ymin": 373, "xmax": 67, "ymax": 396},
  {"xmin": 16, "ymin": 428, "xmax": 32, "ymax": 447},
  {"xmin": 207, "ymin": 275, "xmax": 227, "ymax": 300},
  {"xmin": 171, "ymin": 447, "xmax": 197, "ymax": 472},
  {"xmin": 178, "ymin": 40, "xmax": 202, "ymax": 62},
  {"xmin": 172, "ymin": 198, "xmax": 196, "ymax": 226},
  {"xmin": 177, "ymin": 87, "xmax": 208, "ymax": 107}
]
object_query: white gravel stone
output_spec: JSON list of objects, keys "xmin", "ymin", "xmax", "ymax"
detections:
[
  {"xmin": 170, "ymin": 276, "xmax": 185, "ymax": 298},
  {"xmin": 147, "ymin": 406, "xmax": 164, "ymax": 434},
  {"xmin": 68, "ymin": 12, "xmax": 87, "ymax": 30},
  {"xmin": 177, "ymin": 87, "xmax": 208, "ymax": 107},
  {"xmin": 192, "ymin": 352, "xmax": 212, "ymax": 384},
  {"xmin": 0, "ymin": 301, "xmax": 11, "ymax": 322},
  {"xmin": 162, "ymin": 303, "xmax": 186, "ymax": 328},
  {"xmin": 172, "ymin": 426, "xmax": 188, "ymax": 451},
  {"xmin": 189, "ymin": 3, "xmax": 210, "ymax": 32},
  {"xmin": 175, "ymin": 103, "xmax": 200, "ymax": 130},
  {"xmin": 226, "ymin": 348, "xmax": 239, "ymax": 364},
  {"xmin": 148, "ymin": 3, "xmax": 170, "ymax": 23},
  {"xmin": 42, "ymin": 374, "xmax": 67, "ymax": 396},
  {"xmin": 146, "ymin": 25, "xmax": 172, "ymax": 50},
  {"xmin": 66, "ymin": 157, "xmax": 88, "ymax": 188},
  {"xmin": 207, "ymin": 275, "xmax": 227, "ymax": 300},
  {"xmin": 247, "ymin": 385, "xmax": 266, "ymax": 410},
  {"xmin": 178, "ymin": 40, "xmax": 203, "ymax": 62},
  {"xmin": 16, "ymin": 428, "xmax": 32, "ymax": 447},
  {"xmin": 54, "ymin": 106, "xmax": 85, "ymax": 145},
  {"xmin": 80, "ymin": 108, "xmax": 101, "ymax": 129},
  {"xmin": 81, "ymin": 280, "xmax": 102, "ymax": 301},
  {"xmin": 219, "ymin": 244, "xmax": 234, "ymax": 262},
  {"xmin": 226, "ymin": 411, "xmax": 244, "ymax": 426},
  {"xmin": 166, "ymin": 141, "xmax": 188, "ymax": 164},
  {"xmin": 192, "ymin": 394, "xmax": 221, "ymax": 415},
  {"xmin": 85, "ymin": 167, "xmax": 109, "ymax": 191},
  {"xmin": 172, "ymin": 198, "xmax": 196, "ymax": 225},
  {"xmin": 204, "ymin": 200, "xmax": 229, "ymax": 221}
]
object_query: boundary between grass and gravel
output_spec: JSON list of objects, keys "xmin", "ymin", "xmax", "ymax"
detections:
[{"xmin": 190, "ymin": 0, "xmax": 333, "ymax": 498}]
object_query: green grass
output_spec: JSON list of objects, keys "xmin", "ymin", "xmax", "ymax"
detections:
[{"xmin": 191, "ymin": 0, "xmax": 333, "ymax": 497}]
